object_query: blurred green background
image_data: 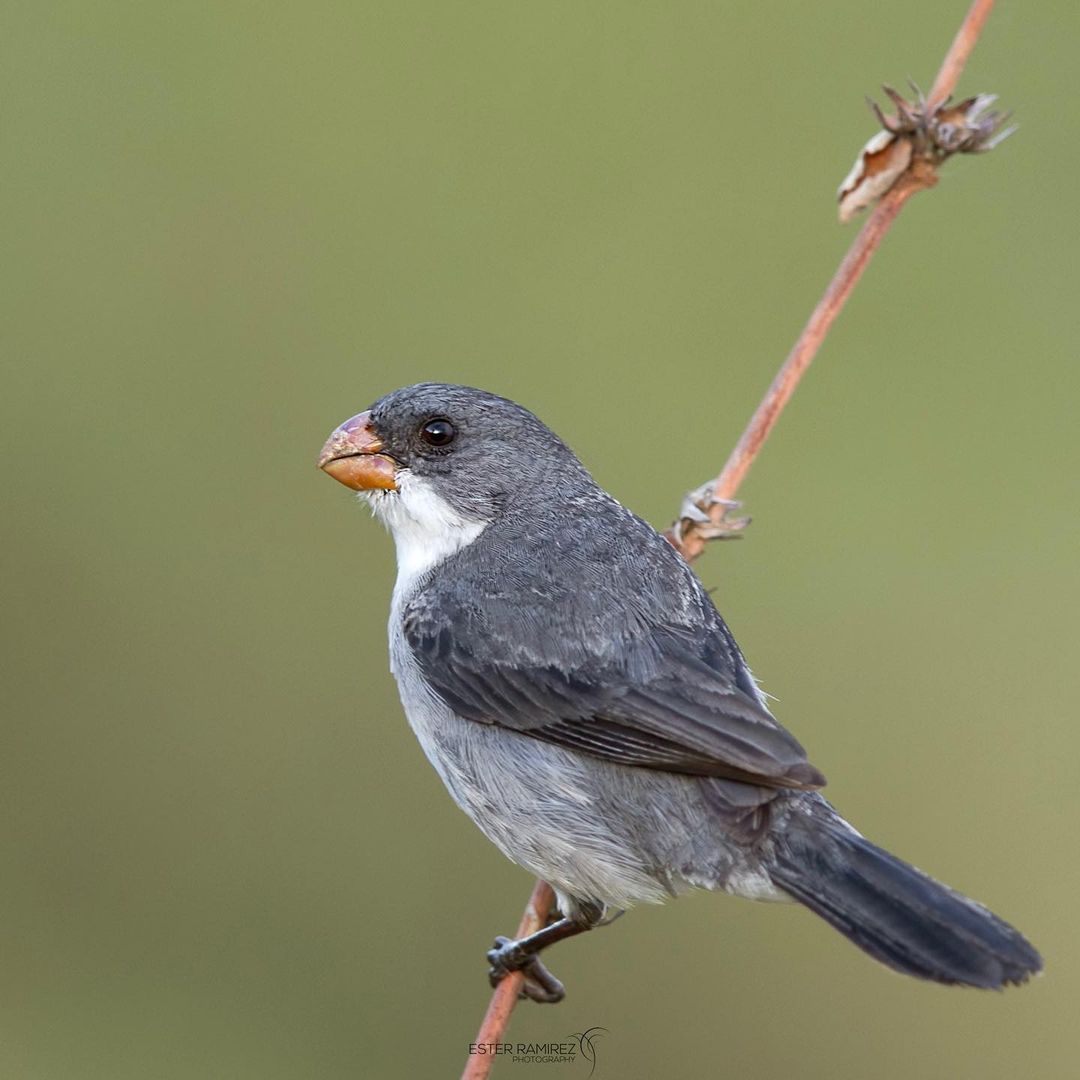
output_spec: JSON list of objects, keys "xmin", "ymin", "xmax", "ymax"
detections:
[{"xmin": 3, "ymin": 1, "xmax": 1078, "ymax": 1077}]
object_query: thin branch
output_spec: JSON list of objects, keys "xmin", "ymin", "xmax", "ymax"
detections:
[
  {"xmin": 707, "ymin": 178, "xmax": 925, "ymax": 508},
  {"xmin": 462, "ymin": 2, "xmax": 997, "ymax": 1074},
  {"xmin": 929, "ymin": 0, "xmax": 995, "ymax": 109},
  {"xmin": 665, "ymin": 0, "xmax": 996, "ymax": 561},
  {"xmin": 461, "ymin": 880, "xmax": 555, "ymax": 1080},
  {"xmin": 666, "ymin": 170, "xmax": 930, "ymax": 563}
]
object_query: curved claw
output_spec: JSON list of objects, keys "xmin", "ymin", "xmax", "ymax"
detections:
[{"xmin": 487, "ymin": 935, "xmax": 566, "ymax": 1004}]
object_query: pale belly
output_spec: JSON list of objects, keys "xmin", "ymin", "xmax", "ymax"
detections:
[{"xmin": 386, "ymin": 599, "xmax": 787, "ymax": 913}]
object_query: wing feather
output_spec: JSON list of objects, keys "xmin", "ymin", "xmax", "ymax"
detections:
[{"xmin": 403, "ymin": 595, "xmax": 825, "ymax": 791}]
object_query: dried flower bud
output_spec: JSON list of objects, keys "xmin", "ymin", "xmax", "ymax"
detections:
[
  {"xmin": 933, "ymin": 93, "xmax": 1015, "ymax": 153},
  {"xmin": 838, "ymin": 83, "xmax": 1014, "ymax": 223},
  {"xmin": 838, "ymin": 131, "xmax": 914, "ymax": 224}
]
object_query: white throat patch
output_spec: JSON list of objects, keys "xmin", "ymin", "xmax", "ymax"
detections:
[{"xmin": 366, "ymin": 470, "xmax": 487, "ymax": 595}]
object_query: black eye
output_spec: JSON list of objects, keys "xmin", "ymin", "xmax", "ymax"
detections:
[{"xmin": 419, "ymin": 417, "xmax": 456, "ymax": 447}]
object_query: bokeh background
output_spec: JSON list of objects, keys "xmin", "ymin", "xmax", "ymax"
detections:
[{"xmin": 3, "ymin": 2, "xmax": 1078, "ymax": 1077}]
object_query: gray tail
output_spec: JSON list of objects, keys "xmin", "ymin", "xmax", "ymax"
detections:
[{"xmin": 769, "ymin": 814, "xmax": 1042, "ymax": 988}]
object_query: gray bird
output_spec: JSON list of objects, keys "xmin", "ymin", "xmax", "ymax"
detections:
[{"xmin": 318, "ymin": 382, "xmax": 1041, "ymax": 1002}]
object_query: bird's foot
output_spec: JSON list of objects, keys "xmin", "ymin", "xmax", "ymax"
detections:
[{"xmin": 487, "ymin": 935, "xmax": 565, "ymax": 1004}]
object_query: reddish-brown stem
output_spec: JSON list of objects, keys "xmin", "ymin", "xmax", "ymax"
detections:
[
  {"xmin": 669, "ymin": 0, "xmax": 994, "ymax": 561},
  {"xmin": 929, "ymin": 0, "xmax": 995, "ymax": 110},
  {"xmin": 462, "ymin": 3, "xmax": 996, "ymax": 1074},
  {"xmin": 673, "ymin": 170, "xmax": 929, "ymax": 563},
  {"xmin": 461, "ymin": 880, "xmax": 556, "ymax": 1080}
]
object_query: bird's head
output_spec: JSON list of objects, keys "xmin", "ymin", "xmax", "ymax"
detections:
[{"xmin": 318, "ymin": 383, "xmax": 588, "ymax": 567}]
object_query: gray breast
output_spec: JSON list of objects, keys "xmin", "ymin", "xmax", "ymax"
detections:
[{"xmin": 385, "ymin": 578, "xmax": 786, "ymax": 912}]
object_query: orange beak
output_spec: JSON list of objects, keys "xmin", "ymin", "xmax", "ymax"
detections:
[{"xmin": 317, "ymin": 411, "xmax": 398, "ymax": 491}]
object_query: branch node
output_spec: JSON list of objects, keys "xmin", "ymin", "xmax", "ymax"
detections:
[{"xmin": 671, "ymin": 484, "xmax": 750, "ymax": 546}]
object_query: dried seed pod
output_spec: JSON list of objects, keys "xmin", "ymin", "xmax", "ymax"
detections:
[
  {"xmin": 837, "ymin": 84, "xmax": 1013, "ymax": 222},
  {"xmin": 837, "ymin": 131, "xmax": 914, "ymax": 224}
]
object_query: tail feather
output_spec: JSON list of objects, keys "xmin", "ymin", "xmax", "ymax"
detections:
[{"xmin": 770, "ymin": 815, "xmax": 1042, "ymax": 988}]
